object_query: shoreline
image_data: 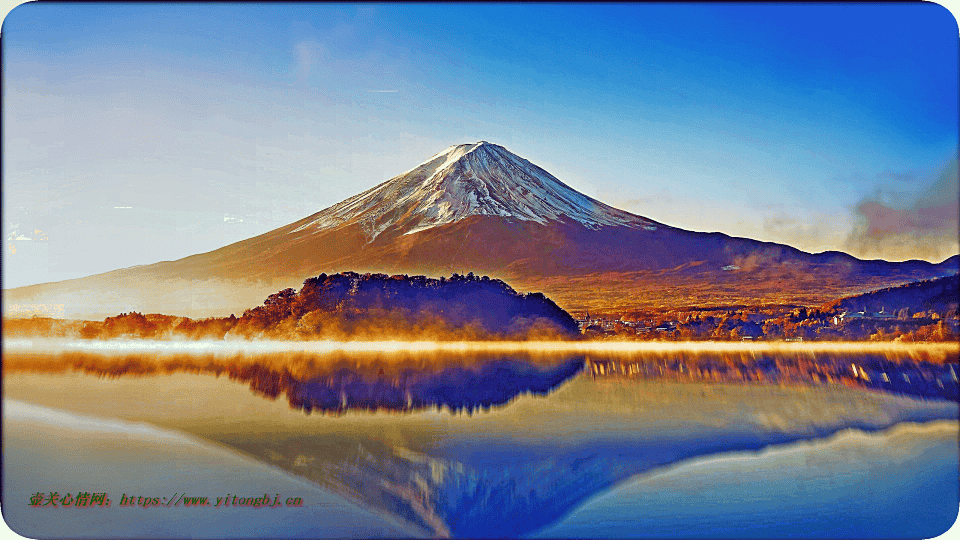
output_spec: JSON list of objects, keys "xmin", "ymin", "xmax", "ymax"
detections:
[{"xmin": 4, "ymin": 337, "xmax": 960, "ymax": 355}]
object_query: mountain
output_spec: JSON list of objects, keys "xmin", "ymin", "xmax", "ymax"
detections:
[
  {"xmin": 5, "ymin": 142, "xmax": 958, "ymax": 319},
  {"xmin": 294, "ymin": 141, "xmax": 653, "ymax": 238}
]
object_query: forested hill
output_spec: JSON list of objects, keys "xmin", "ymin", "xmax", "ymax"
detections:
[
  {"xmin": 240, "ymin": 271, "xmax": 580, "ymax": 339},
  {"xmin": 823, "ymin": 274, "xmax": 959, "ymax": 316},
  {"xmin": 3, "ymin": 272, "xmax": 580, "ymax": 341}
]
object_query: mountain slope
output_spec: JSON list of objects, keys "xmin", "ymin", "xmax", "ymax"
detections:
[
  {"xmin": 5, "ymin": 142, "xmax": 958, "ymax": 319},
  {"xmin": 289, "ymin": 142, "xmax": 653, "ymax": 240}
]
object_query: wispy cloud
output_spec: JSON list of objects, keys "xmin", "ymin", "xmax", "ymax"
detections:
[
  {"xmin": 294, "ymin": 40, "xmax": 325, "ymax": 82},
  {"xmin": 366, "ymin": 89, "xmax": 399, "ymax": 93}
]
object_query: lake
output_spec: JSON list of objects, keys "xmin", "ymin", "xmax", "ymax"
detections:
[{"xmin": 3, "ymin": 340, "xmax": 958, "ymax": 538}]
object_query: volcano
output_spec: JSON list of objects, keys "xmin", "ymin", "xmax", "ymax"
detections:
[{"xmin": 6, "ymin": 142, "xmax": 957, "ymax": 319}]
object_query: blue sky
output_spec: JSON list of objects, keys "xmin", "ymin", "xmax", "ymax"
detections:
[{"xmin": 3, "ymin": 3, "xmax": 958, "ymax": 288}]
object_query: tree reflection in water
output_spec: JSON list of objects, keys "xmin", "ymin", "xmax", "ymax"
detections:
[
  {"xmin": 229, "ymin": 356, "xmax": 586, "ymax": 414},
  {"xmin": 6, "ymin": 347, "xmax": 957, "ymax": 419},
  {"xmin": 6, "ymin": 350, "xmax": 587, "ymax": 415}
]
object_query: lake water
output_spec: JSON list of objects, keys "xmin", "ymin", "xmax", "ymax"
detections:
[{"xmin": 3, "ymin": 342, "xmax": 958, "ymax": 538}]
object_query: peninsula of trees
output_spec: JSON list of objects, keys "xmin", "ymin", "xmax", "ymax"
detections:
[{"xmin": 5, "ymin": 272, "xmax": 580, "ymax": 341}]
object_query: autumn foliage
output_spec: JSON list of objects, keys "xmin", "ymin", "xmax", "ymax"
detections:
[{"xmin": 4, "ymin": 272, "xmax": 580, "ymax": 341}]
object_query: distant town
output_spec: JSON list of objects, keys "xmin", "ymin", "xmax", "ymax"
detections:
[{"xmin": 574, "ymin": 306, "xmax": 959, "ymax": 342}]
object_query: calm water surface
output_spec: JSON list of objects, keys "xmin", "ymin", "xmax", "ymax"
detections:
[{"xmin": 3, "ymin": 344, "xmax": 958, "ymax": 538}]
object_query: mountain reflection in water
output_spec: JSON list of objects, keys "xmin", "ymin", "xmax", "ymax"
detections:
[{"xmin": 5, "ymin": 344, "xmax": 959, "ymax": 538}]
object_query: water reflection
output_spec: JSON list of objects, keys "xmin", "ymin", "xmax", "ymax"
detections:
[
  {"xmin": 234, "ymin": 356, "xmax": 585, "ymax": 414},
  {"xmin": 5, "ymin": 345, "xmax": 959, "ymax": 538},
  {"xmin": 6, "ymin": 347, "xmax": 957, "ymax": 416},
  {"xmin": 4, "ymin": 350, "xmax": 586, "ymax": 415},
  {"xmin": 586, "ymin": 351, "xmax": 959, "ymax": 402}
]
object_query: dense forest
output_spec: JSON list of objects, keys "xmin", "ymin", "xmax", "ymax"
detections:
[{"xmin": 4, "ymin": 272, "xmax": 579, "ymax": 341}]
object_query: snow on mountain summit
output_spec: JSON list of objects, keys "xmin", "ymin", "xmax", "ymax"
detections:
[{"xmin": 293, "ymin": 142, "xmax": 655, "ymax": 240}]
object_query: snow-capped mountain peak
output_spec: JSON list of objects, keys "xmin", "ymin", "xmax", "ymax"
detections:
[{"xmin": 292, "ymin": 142, "xmax": 655, "ymax": 240}]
